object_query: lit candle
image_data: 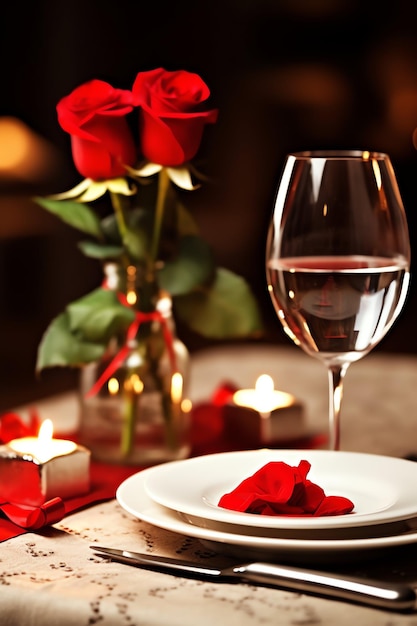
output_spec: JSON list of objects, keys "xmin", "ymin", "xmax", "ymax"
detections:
[
  {"xmin": 8, "ymin": 419, "xmax": 77, "ymax": 462},
  {"xmin": 0, "ymin": 419, "xmax": 90, "ymax": 506},
  {"xmin": 233, "ymin": 374, "xmax": 295, "ymax": 416},
  {"xmin": 223, "ymin": 375, "xmax": 305, "ymax": 445}
]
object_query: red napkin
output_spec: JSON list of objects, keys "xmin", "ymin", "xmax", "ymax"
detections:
[{"xmin": 218, "ymin": 460, "xmax": 354, "ymax": 517}]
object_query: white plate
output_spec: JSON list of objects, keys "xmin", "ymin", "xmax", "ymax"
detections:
[
  {"xmin": 143, "ymin": 449, "xmax": 417, "ymax": 530},
  {"xmin": 116, "ymin": 468, "xmax": 417, "ymax": 564}
]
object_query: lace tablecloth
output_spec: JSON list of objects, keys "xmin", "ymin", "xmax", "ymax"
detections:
[{"xmin": 2, "ymin": 343, "xmax": 417, "ymax": 626}]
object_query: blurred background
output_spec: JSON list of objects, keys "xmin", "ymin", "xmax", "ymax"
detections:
[{"xmin": 2, "ymin": 0, "xmax": 417, "ymax": 409}]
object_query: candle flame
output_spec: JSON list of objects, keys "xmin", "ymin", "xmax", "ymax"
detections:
[
  {"xmin": 254, "ymin": 375, "xmax": 275, "ymax": 415},
  {"xmin": 8, "ymin": 417, "xmax": 77, "ymax": 463},
  {"xmin": 171, "ymin": 372, "xmax": 183, "ymax": 403},
  {"xmin": 38, "ymin": 419, "xmax": 53, "ymax": 443},
  {"xmin": 255, "ymin": 374, "xmax": 274, "ymax": 395},
  {"xmin": 233, "ymin": 374, "xmax": 294, "ymax": 413}
]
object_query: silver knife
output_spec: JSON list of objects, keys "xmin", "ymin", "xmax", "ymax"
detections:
[{"xmin": 90, "ymin": 545, "xmax": 416, "ymax": 611}]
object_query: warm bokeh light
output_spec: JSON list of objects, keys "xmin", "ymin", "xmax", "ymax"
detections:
[
  {"xmin": 171, "ymin": 372, "xmax": 183, "ymax": 403},
  {"xmin": 126, "ymin": 265, "xmax": 138, "ymax": 305},
  {"xmin": 0, "ymin": 117, "xmax": 32, "ymax": 171},
  {"xmin": 124, "ymin": 374, "xmax": 144, "ymax": 394},
  {"xmin": 181, "ymin": 398, "xmax": 192, "ymax": 413},
  {"xmin": 0, "ymin": 116, "xmax": 60, "ymax": 183},
  {"xmin": 108, "ymin": 377, "xmax": 120, "ymax": 395},
  {"xmin": 126, "ymin": 290, "xmax": 137, "ymax": 305}
]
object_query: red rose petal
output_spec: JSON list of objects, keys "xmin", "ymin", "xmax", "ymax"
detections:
[
  {"xmin": 218, "ymin": 460, "xmax": 355, "ymax": 518},
  {"xmin": 56, "ymin": 79, "xmax": 136, "ymax": 180},
  {"xmin": 132, "ymin": 68, "xmax": 218, "ymax": 166},
  {"xmin": 314, "ymin": 495, "xmax": 355, "ymax": 516},
  {"xmin": 290, "ymin": 480, "xmax": 325, "ymax": 513},
  {"xmin": 218, "ymin": 462, "xmax": 297, "ymax": 512}
]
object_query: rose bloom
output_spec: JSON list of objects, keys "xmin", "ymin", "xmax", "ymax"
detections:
[
  {"xmin": 56, "ymin": 79, "xmax": 137, "ymax": 180},
  {"xmin": 132, "ymin": 68, "xmax": 218, "ymax": 166}
]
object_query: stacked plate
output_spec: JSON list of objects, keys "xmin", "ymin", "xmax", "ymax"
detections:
[{"xmin": 116, "ymin": 449, "xmax": 417, "ymax": 564}]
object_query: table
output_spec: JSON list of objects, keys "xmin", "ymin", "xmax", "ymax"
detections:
[{"xmin": 2, "ymin": 343, "xmax": 417, "ymax": 626}]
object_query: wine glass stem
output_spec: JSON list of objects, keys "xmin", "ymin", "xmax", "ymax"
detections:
[{"xmin": 327, "ymin": 364, "xmax": 349, "ymax": 451}]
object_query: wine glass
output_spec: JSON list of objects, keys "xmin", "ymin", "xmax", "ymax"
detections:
[{"xmin": 266, "ymin": 150, "xmax": 411, "ymax": 450}]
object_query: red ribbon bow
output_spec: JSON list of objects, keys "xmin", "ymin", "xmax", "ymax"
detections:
[
  {"xmin": 0, "ymin": 497, "xmax": 66, "ymax": 530},
  {"xmin": 86, "ymin": 309, "xmax": 177, "ymax": 398}
]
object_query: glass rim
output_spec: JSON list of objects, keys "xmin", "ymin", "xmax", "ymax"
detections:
[{"xmin": 287, "ymin": 150, "xmax": 389, "ymax": 160}]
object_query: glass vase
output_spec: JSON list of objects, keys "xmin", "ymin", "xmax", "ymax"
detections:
[{"xmin": 77, "ymin": 263, "xmax": 191, "ymax": 465}]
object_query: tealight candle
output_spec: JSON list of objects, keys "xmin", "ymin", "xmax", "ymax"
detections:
[
  {"xmin": 233, "ymin": 374, "xmax": 295, "ymax": 415},
  {"xmin": 8, "ymin": 418, "xmax": 77, "ymax": 462},
  {"xmin": 223, "ymin": 375, "xmax": 305, "ymax": 445},
  {"xmin": 0, "ymin": 419, "xmax": 90, "ymax": 506}
]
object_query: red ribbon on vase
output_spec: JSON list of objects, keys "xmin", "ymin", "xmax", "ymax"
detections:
[{"xmin": 85, "ymin": 309, "xmax": 177, "ymax": 398}]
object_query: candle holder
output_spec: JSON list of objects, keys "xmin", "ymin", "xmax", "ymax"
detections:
[
  {"xmin": 222, "ymin": 375, "xmax": 305, "ymax": 446},
  {"xmin": 0, "ymin": 420, "xmax": 90, "ymax": 507}
]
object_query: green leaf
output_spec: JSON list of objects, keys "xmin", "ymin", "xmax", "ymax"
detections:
[
  {"xmin": 36, "ymin": 312, "xmax": 106, "ymax": 371},
  {"xmin": 67, "ymin": 288, "xmax": 136, "ymax": 343},
  {"xmin": 78, "ymin": 240, "xmax": 124, "ymax": 259},
  {"xmin": 34, "ymin": 197, "xmax": 103, "ymax": 238},
  {"xmin": 174, "ymin": 268, "xmax": 263, "ymax": 338},
  {"xmin": 158, "ymin": 235, "xmax": 214, "ymax": 295}
]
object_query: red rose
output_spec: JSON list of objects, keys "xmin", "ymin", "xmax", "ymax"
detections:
[
  {"xmin": 56, "ymin": 79, "xmax": 137, "ymax": 180},
  {"xmin": 132, "ymin": 68, "xmax": 218, "ymax": 166},
  {"xmin": 218, "ymin": 460, "xmax": 354, "ymax": 517}
]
